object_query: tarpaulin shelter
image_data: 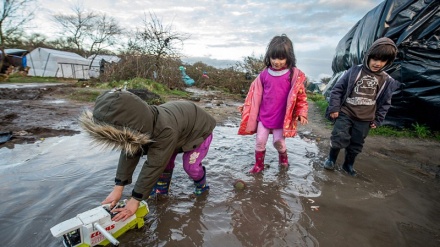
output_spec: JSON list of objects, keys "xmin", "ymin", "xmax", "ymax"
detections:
[
  {"xmin": 0, "ymin": 48, "xmax": 29, "ymax": 73},
  {"xmin": 87, "ymin": 54, "xmax": 120, "ymax": 78},
  {"xmin": 26, "ymin": 47, "xmax": 90, "ymax": 79},
  {"xmin": 325, "ymin": 0, "xmax": 440, "ymax": 131},
  {"xmin": 307, "ymin": 82, "xmax": 327, "ymax": 94}
]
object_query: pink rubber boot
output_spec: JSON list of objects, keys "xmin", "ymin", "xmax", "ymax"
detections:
[
  {"xmin": 249, "ymin": 150, "xmax": 266, "ymax": 173},
  {"xmin": 278, "ymin": 151, "xmax": 289, "ymax": 167}
]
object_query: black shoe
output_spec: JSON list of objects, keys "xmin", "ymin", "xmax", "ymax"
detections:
[
  {"xmin": 342, "ymin": 163, "xmax": 357, "ymax": 176},
  {"xmin": 323, "ymin": 159, "xmax": 335, "ymax": 170}
]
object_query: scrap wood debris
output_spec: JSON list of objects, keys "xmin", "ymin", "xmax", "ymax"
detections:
[{"xmin": 306, "ymin": 198, "xmax": 319, "ymax": 211}]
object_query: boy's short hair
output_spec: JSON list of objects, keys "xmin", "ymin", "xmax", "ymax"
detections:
[{"xmin": 368, "ymin": 44, "xmax": 397, "ymax": 62}]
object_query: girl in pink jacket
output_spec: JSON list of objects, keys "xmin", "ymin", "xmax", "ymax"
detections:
[{"xmin": 238, "ymin": 34, "xmax": 308, "ymax": 173}]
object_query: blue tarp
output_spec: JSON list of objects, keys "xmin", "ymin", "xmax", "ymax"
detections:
[
  {"xmin": 179, "ymin": 66, "xmax": 195, "ymax": 86},
  {"xmin": 1, "ymin": 48, "xmax": 29, "ymax": 71}
]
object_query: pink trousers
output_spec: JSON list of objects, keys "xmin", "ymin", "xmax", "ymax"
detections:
[
  {"xmin": 164, "ymin": 134, "xmax": 213, "ymax": 181},
  {"xmin": 255, "ymin": 122, "xmax": 286, "ymax": 152}
]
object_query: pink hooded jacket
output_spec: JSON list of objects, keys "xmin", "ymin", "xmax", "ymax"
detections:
[{"xmin": 238, "ymin": 67, "xmax": 308, "ymax": 137}]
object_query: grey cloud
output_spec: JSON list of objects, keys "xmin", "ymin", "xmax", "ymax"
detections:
[{"xmin": 32, "ymin": 0, "xmax": 383, "ymax": 80}]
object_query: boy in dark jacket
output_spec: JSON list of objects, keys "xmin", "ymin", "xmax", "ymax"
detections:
[
  {"xmin": 323, "ymin": 37, "xmax": 400, "ymax": 176},
  {"xmin": 79, "ymin": 89, "xmax": 216, "ymax": 221}
]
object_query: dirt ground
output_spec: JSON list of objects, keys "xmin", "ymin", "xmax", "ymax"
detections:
[
  {"xmin": 302, "ymin": 100, "xmax": 440, "ymax": 247},
  {"xmin": 0, "ymin": 84, "xmax": 94, "ymax": 148},
  {"xmin": 1, "ymin": 83, "xmax": 439, "ymax": 246}
]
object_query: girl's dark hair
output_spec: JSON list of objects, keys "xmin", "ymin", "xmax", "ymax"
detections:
[
  {"xmin": 263, "ymin": 34, "xmax": 296, "ymax": 69},
  {"xmin": 368, "ymin": 44, "xmax": 397, "ymax": 63}
]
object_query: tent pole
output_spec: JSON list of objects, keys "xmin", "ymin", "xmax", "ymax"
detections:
[{"xmin": 43, "ymin": 53, "xmax": 52, "ymax": 77}]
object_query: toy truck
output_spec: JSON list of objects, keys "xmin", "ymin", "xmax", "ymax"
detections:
[{"xmin": 50, "ymin": 200, "xmax": 149, "ymax": 246}]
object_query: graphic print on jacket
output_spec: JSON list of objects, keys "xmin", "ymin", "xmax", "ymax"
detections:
[{"xmin": 346, "ymin": 75, "xmax": 379, "ymax": 106}]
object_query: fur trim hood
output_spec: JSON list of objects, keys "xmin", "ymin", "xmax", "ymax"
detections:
[{"xmin": 79, "ymin": 90, "xmax": 154, "ymax": 155}]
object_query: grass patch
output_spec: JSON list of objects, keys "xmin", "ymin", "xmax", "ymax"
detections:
[
  {"xmin": 168, "ymin": 89, "xmax": 189, "ymax": 97},
  {"xmin": 307, "ymin": 92, "xmax": 325, "ymax": 102},
  {"xmin": 307, "ymin": 92, "xmax": 328, "ymax": 114},
  {"xmin": 6, "ymin": 75, "xmax": 77, "ymax": 83},
  {"xmin": 67, "ymin": 89, "xmax": 102, "ymax": 102},
  {"xmin": 369, "ymin": 123, "xmax": 440, "ymax": 141},
  {"xmin": 369, "ymin": 126, "xmax": 413, "ymax": 138},
  {"xmin": 412, "ymin": 123, "xmax": 431, "ymax": 139},
  {"xmin": 434, "ymin": 132, "xmax": 440, "ymax": 142}
]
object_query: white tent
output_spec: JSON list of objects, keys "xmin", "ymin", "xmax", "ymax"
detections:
[
  {"xmin": 88, "ymin": 54, "xmax": 120, "ymax": 78},
  {"xmin": 26, "ymin": 47, "xmax": 90, "ymax": 79}
]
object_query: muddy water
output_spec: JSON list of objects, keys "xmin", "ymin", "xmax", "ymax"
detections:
[{"xmin": 0, "ymin": 124, "xmax": 321, "ymax": 247}]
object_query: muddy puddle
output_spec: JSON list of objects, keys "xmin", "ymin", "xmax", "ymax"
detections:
[{"xmin": 0, "ymin": 122, "xmax": 321, "ymax": 246}]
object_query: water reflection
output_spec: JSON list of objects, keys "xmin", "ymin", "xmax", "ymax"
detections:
[
  {"xmin": 228, "ymin": 169, "xmax": 318, "ymax": 247},
  {"xmin": 0, "ymin": 125, "xmax": 320, "ymax": 246}
]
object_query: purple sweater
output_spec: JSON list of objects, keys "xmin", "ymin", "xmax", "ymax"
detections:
[{"xmin": 257, "ymin": 68, "xmax": 291, "ymax": 129}]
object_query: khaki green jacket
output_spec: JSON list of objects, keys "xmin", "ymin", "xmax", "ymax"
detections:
[{"xmin": 80, "ymin": 90, "xmax": 216, "ymax": 200}]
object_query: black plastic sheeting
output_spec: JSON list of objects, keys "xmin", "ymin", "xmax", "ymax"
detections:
[{"xmin": 324, "ymin": 0, "xmax": 440, "ymax": 131}]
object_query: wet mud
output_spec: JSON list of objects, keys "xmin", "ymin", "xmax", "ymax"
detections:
[{"xmin": 0, "ymin": 83, "xmax": 439, "ymax": 246}]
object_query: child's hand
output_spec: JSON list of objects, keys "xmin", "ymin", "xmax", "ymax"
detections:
[
  {"xmin": 370, "ymin": 122, "xmax": 377, "ymax": 129},
  {"xmin": 237, "ymin": 105, "xmax": 244, "ymax": 114},
  {"xmin": 330, "ymin": 112, "xmax": 339, "ymax": 119},
  {"xmin": 111, "ymin": 198, "xmax": 139, "ymax": 222},
  {"xmin": 297, "ymin": 116, "xmax": 308, "ymax": 125},
  {"xmin": 102, "ymin": 185, "xmax": 124, "ymax": 208}
]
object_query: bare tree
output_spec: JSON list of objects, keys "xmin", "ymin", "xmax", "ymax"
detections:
[
  {"xmin": 86, "ymin": 13, "xmax": 122, "ymax": 57},
  {"xmin": 52, "ymin": 4, "xmax": 122, "ymax": 58},
  {"xmin": 53, "ymin": 5, "xmax": 96, "ymax": 54},
  {"xmin": 123, "ymin": 12, "xmax": 189, "ymax": 85},
  {"xmin": 127, "ymin": 12, "xmax": 189, "ymax": 62},
  {"xmin": 0, "ymin": 0, "xmax": 35, "ymax": 73},
  {"xmin": 24, "ymin": 33, "xmax": 46, "ymax": 48}
]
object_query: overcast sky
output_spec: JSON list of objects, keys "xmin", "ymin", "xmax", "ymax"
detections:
[{"xmin": 30, "ymin": 0, "xmax": 383, "ymax": 81}]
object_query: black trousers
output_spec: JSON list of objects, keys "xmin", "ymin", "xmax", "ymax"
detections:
[{"xmin": 330, "ymin": 112, "xmax": 370, "ymax": 156}]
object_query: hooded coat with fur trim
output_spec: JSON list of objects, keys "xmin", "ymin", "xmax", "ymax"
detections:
[{"xmin": 80, "ymin": 90, "xmax": 216, "ymax": 200}]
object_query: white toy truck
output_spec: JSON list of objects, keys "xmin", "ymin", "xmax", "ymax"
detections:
[{"xmin": 50, "ymin": 200, "xmax": 149, "ymax": 246}]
